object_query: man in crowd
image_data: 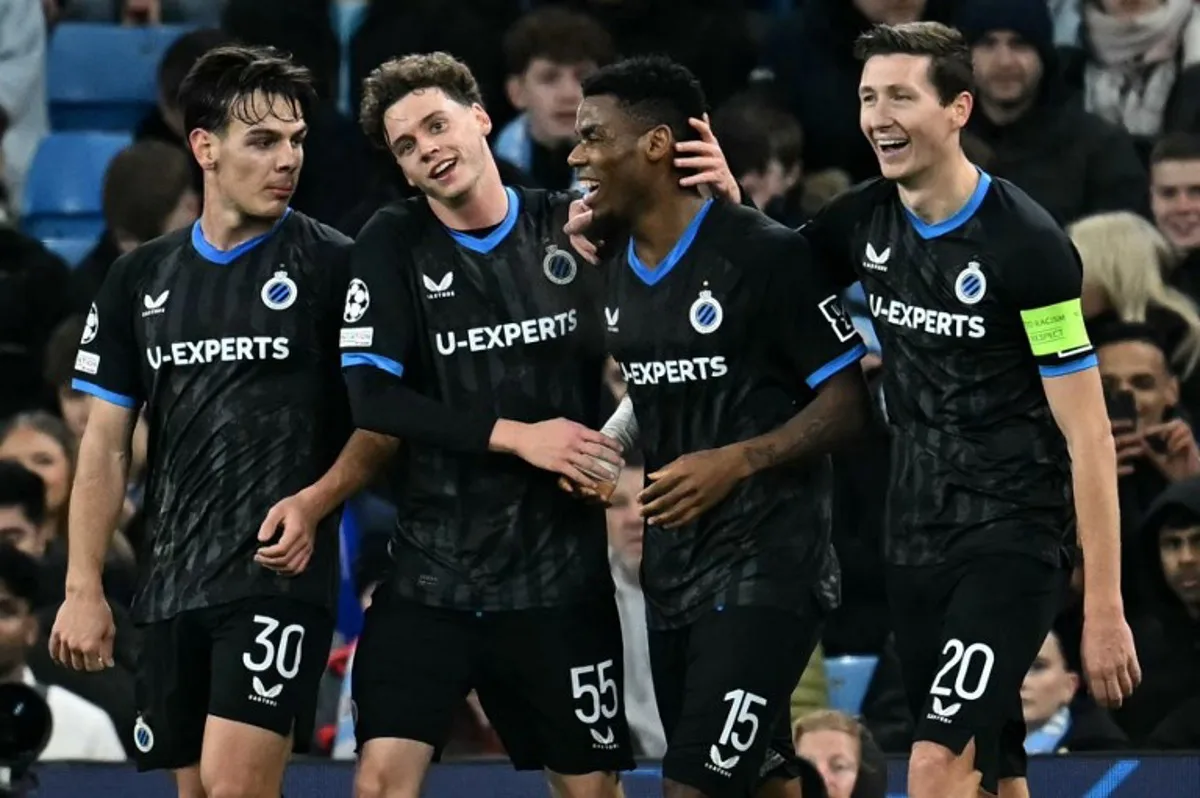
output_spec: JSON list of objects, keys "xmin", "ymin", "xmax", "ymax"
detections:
[{"xmin": 957, "ymin": 0, "xmax": 1148, "ymax": 226}]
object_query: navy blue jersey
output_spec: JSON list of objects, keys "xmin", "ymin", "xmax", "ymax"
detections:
[{"xmin": 74, "ymin": 210, "xmax": 352, "ymax": 622}]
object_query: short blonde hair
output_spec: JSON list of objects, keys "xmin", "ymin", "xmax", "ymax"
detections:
[{"xmin": 792, "ymin": 709, "xmax": 864, "ymax": 753}]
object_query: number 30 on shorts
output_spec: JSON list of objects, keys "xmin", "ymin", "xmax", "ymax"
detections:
[
  {"xmin": 243, "ymin": 615, "xmax": 307, "ymax": 680},
  {"xmin": 929, "ymin": 639, "xmax": 996, "ymax": 713}
]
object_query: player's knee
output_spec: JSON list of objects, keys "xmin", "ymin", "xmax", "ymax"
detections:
[
  {"xmin": 354, "ymin": 740, "xmax": 429, "ymax": 798},
  {"xmin": 662, "ymin": 777, "xmax": 708, "ymax": 798},
  {"xmin": 201, "ymin": 775, "xmax": 275, "ymax": 798},
  {"xmin": 907, "ymin": 741, "xmax": 962, "ymax": 798}
]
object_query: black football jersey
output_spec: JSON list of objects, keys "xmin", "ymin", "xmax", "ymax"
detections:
[
  {"xmin": 339, "ymin": 186, "xmax": 612, "ymax": 611},
  {"xmin": 72, "ymin": 210, "xmax": 352, "ymax": 623},
  {"xmin": 607, "ymin": 199, "xmax": 867, "ymax": 629},
  {"xmin": 803, "ymin": 172, "xmax": 1094, "ymax": 566}
]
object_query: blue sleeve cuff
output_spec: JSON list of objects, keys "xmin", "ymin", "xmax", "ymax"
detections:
[
  {"xmin": 341, "ymin": 352, "xmax": 405, "ymax": 378},
  {"xmin": 72, "ymin": 379, "xmax": 138, "ymax": 409},
  {"xmin": 805, "ymin": 343, "xmax": 868, "ymax": 389},
  {"xmin": 1039, "ymin": 353, "xmax": 1098, "ymax": 378}
]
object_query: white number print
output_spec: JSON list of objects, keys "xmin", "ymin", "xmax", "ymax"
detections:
[
  {"xmin": 928, "ymin": 639, "xmax": 996, "ymax": 720},
  {"xmin": 242, "ymin": 615, "xmax": 306, "ymax": 680},
  {"xmin": 718, "ymin": 689, "xmax": 767, "ymax": 753},
  {"xmin": 570, "ymin": 659, "xmax": 619, "ymax": 725}
]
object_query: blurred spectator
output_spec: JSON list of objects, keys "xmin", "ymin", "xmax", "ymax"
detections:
[
  {"xmin": 0, "ymin": 413, "xmax": 74, "ymax": 552},
  {"xmin": 0, "ymin": 210, "xmax": 74, "ymax": 421},
  {"xmin": 607, "ymin": 451, "xmax": 667, "ymax": 759},
  {"xmin": 495, "ymin": 6, "xmax": 614, "ymax": 191},
  {"xmin": 958, "ymin": 0, "xmax": 1150, "ymax": 226},
  {"xmin": 1070, "ymin": 211, "xmax": 1200, "ymax": 417},
  {"xmin": 136, "ymin": 27, "xmax": 236, "ymax": 155},
  {"xmin": 0, "ymin": 454, "xmax": 139, "ymax": 755},
  {"xmin": 347, "ymin": 0, "xmax": 509, "ymax": 130},
  {"xmin": 710, "ymin": 92, "xmax": 808, "ymax": 225},
  {"xmin": 761, "ymin": 0, "xmax": 956, "ymax": 183},
  {"xmin": 1116, "ymin": 477, "xmax": 1200, "ymax": 743},
  {"xmin": 0, "ymin": 461, "xmax": 50, "ymax": 559},
  {"xmin": 0, "ymin": 544, "xmax": 124, "ymax": 761},
  {"xmin": 790, "ymin": 645, "xmax": 831, "ymax": 725},
  {"xmin": 793, "ymin": 709, "xmax": 888, "ymax": 798},
  {"xmin": 72, "ymin": 140, "xmax": 199, "ymax": 309},
  {"xmin": 1078, "ymin": 0, "xmax": 1200, "ymax": 144},
  {"xmin": 58, "ymin": 0, "xmax": 224, "ymax": 25},
  {"xmin": 42, "ymin": 315, "xmax": 90, "ymax": 440},
  {"xmin": 547, "ymin": 0, "xmax": 758, "ymax": 118},
  {"xmin": 0, "ymin": 0, "xmax": 49, "ymax": 209},
  {"xmin": 1150, "ymin": 133, "xmax": 1200, "ymax": 299},
  {"xmin": 1095, "ymin": 323, "xmax": 1200, "ymax": 607},
  {"xmin": 1020, "ymin": 630, "xmax": 1128, "ymax": 753}
]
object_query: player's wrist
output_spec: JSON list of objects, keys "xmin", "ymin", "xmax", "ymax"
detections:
[
  {"xmin": 488, "ymin": 419, "xmax": 525, "ymax": 456},
  {"xmin": 723, "ymin": 442, "xmax": 756, "ymax": 480},
  {"xmin": 64, "ymin": 575, "xmax": 106, "ymax": 600}
]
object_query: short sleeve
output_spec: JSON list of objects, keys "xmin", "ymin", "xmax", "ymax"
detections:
[
  {"xmin": 71, "ymin": 257, "xmax": 142, "ymax": 409},
  {"xmin": 1002, "ymin": 226, "xmax": 1097, "ymax": 378},
  {"xmin": 798, "ymin": 190, "xmax": 862, "ymax": 290},
  {"xmin": 339, "ymin": 209, "xmax": 420, "ymax": 380},
  {"xmin": 766, "ymin": 231, "xmax": 867, "ymax": 390}
]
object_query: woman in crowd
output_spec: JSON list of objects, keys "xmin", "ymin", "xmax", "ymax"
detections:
[
  {"xmin": 0, "ymin": 411, "xmax": 136, "ymax": 605},
  {"xmin": 793, "ymin": 709, "xmax": 887, "ymax": 798},
  {"xmin": 1071, "ymin": 210, "xmax": 1200, "ymax": 416}
]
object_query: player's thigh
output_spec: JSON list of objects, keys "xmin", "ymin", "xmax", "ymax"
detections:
[
  {"xmin": 478, "ymin": 597, "xmax": 635, "ymax": 776},
  {"xmin": 885, "ymin": 562, "xmax": 953, "ymax": 726},
  {"xmin": 918, "ymin": 556, "xmax": 1067, "ymax": 793},
  {"xmin": 350, "ymin": 587, "xmax": 474, "ymax": 759},
  {"xmin": 132, "ymin": 612, "xmax": 212, "ymax": 772},
  {"xmin": 661, "ymin": 602, "xmax": 824, "ymax": 798},
  {"xmin": 648, "ymin": 625, "xmax": 690, "ymax": 742},
  {"xmin": 198, "ymin": 715, "xmax": 292, "ymax": 797},
  {"xmin": 206, "ymin": 596, "xmax": 334, "ymax": 757}
]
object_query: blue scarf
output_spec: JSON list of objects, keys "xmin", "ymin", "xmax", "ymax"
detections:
[{"xmin": 1025, "ymin": 707, "xmax": 1072, "ymax": 755}]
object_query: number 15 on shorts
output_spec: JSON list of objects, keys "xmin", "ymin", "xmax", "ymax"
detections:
[{"xmin": 571, "ymin": 660, "xmax": 620, "ymax": 747}]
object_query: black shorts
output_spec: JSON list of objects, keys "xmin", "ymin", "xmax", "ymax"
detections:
[
  {"xmin": 888, "ymin": 554, "xmax": 1069, "ymax": 793},
  {"xmin": 649, "ymin": 602, "xmax": 824, "ymax": 798},
  {"xmin": 133, "ymin": 596, "xmax": 334, "ymax": 772},
  {"xmin": 351, "ymin": 586, "xmax": 635, "ymax": 774}
]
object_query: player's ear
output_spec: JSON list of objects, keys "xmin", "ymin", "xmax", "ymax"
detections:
[
  {"xmin": 951, "ymin": 90, "xmax": 973, "ymax": 129},
  {"xmin": 472, "ymin": 104, "xmax": 493, "ymax": 137},
  {"xmin": 642, "ymin": 125, "xmax": 673, "ymax": 164},
  {"xmin": 189, "ymin": 128, "xmax": 218, "ymax": 171}
]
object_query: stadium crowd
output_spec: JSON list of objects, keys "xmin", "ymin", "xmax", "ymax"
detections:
[{"xmin": 2, "ymin": 0, "xmax": 1200, "ymax": 796}]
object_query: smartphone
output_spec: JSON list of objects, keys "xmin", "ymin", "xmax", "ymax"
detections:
[{"xmin": 1105, "ymin": 388, "xmax": 1138, "ymax": 425}]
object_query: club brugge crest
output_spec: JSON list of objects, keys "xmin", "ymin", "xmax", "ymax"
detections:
[
  {"xmin": 954, "ymin": 261, "xmax": 986, "ymax": 305},
  {"xmin": 133, "ymin": 715, "xmax": 155, "ymax": 753},
  {"xmin": 261, "ymin": 270, "xmax": 298, "ymax": 311},
  {"xmin": 689, "ymin": 288, "xmax": 723, "ymax": 334},
  {"xmin": 543, "ymin": 245, "xmax": 577, "ymax": 285}
]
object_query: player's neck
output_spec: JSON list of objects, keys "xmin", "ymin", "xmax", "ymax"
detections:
[
  {"xmin": 629, "ymin": 190, "xmax": 708, "ymax": 268},
  {"xmin": 198, "ymin": 201, "xmax": 281, "ymax": 252},
  {"xmin": 0, "ymin": 663, "xmax": 25, "ymax": 684},
  {"xmin": 427, "ymin": 157, "xmax": 508, "ymax": 231},
  {"xmin": 896, "ymin": 151, "xmax": 980, "ymax": 227}
]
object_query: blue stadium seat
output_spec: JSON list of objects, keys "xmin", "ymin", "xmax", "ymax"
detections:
[
  {"xmin": 825, "ymin": 655, "xmax": 879, "ymax": 716},
  {"xmin": 41, "ymin": 237, "xmax": 98, "ymax": 268},
  {"xmin": 47, "ymin": 23, "xmax": 194, "ymax": 131},
  {"xmin": 22, "ymin": 132, "xmax": 131, "ymax": 240}
]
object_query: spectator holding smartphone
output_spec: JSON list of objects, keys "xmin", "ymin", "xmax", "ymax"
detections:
[{"xmin": 1094, "ymin": 321, "xmax": 1200, "ymax": 610}]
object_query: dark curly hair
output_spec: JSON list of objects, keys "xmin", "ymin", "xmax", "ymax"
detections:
[{"xmin": 581, "ymin": 55, "xmax": 707, "ymax": 144}]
